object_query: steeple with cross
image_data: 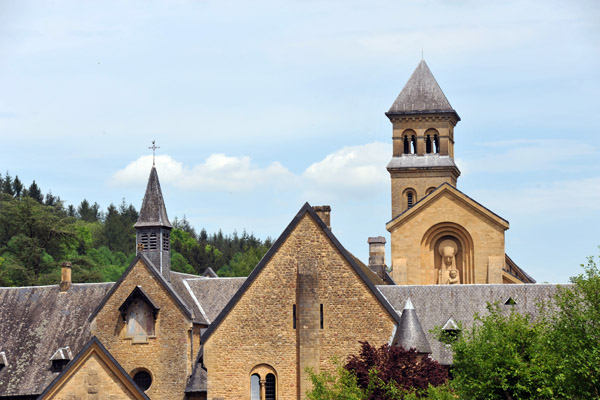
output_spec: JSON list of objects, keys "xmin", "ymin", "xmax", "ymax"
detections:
[
  {"xmin": 149, "ymin": 140, "xmax": 160, "ymax": 166},
  {"xmin": 134, "ymin": 142, "xmax": 172, "ymax": 281}
]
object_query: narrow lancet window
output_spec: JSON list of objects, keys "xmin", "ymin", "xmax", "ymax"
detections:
[
  {"xmin": 320, "ymin": 304, "xmax": 324, "ymax": 329},
  {"xmin": 407, "ymin": 192, "xmax": 414, "ymax": 208},
  {"xmin": 403, "ymin": 136, "xmax": 410, "ymax": 154},
  {"xmin": 426, "ymin": 135, "xmax": 432, "ymax": 153},
  {"xmin": 434, "ymin": 135, "xmax": 440, "ymax": 153},
  {"xmin": 293, "ymin": 304, "xmax": 296, "ymax": 329},
  {"xmin": 265, "ymin": 373, "xmax": 276, "ymax": 400},
  {"xmin": 411, "ymin": 136, "xmax": 417, "ymax": 154}
]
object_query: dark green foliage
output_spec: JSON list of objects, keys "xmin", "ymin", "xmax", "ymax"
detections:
[
  {"xmin": 442, "ymin": 254, "xmax": 600, "ymax": 400},
  {"xmin": 0, "ymin": 172, "xmax": 272, "ymax": 286},
  {"xmin": 27, "ymin": 180, "xmax": 43, "ymax": 203}
]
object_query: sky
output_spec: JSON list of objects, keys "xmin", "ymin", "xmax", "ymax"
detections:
[{"xmin": 1, "ymin": 0, "xmax": 599, "ymax": 283}]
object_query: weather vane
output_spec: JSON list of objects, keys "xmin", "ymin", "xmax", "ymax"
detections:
[{"xmin": 149, "ymin": 140, "xmax": 160, "ymax": 166}]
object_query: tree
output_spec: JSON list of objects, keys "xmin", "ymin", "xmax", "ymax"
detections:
[
  {"xmin": 2, "ymin": 172, "xmax": 14, "ymax": 196},
  {"xmin": 27, "ymin": 180, "xmax": 44, "ymax": 203},
  {"xmin": 12, "ymin": 176, "xmax": 23, "ymax": 197},
  {"xmin": 306, "ymin": 361, "xmax": 365, "ymax": 400},
  {"xmin": 541, "ymin": 255, "xmax": 600, "ymax": 398},
  {"xmin": 447, "ymin": 304, "xmax": 552, "ymax": 400},
  {"xmin": 77, "ymin": 199, "xmax": 101, "ymax": 222},
  {"xmin": 345, "ymin": 342, "xmax": 448, "ymax": 399}
]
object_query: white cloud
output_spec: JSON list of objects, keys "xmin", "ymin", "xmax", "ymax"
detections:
[
  {"xmin": 302, "ymin": 142, "xmax": 389, "ymax": 199},
  {"xmin": 112, "ymin": 142, "xmax": 390, "ymax": 199},
  {"xmin": 112, "ymin": 154, "xmax": 296, "ymax": 192}
]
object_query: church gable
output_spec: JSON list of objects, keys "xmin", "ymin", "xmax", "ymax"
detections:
[
  {"xmin": 89, "ymin": 255, "xmax": 197, "ymax": 399},
  {"xmin": 386, "ymin": 183, "xmax": 509, "ymax": 232},
  {"xmin": 202, "ymin": 203, "xmax": 398, "ymax": 399},
  {"xmin": 39, "ymin": 337, "xmax": 149, "ymax": 400}
]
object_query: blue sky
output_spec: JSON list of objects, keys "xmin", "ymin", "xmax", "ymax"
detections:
[{"xmin": 1, "ymin": 0, "xmax": 599, "ymax": 283}]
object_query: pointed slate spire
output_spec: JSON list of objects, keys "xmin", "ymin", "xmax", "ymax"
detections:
[
  {"xmin": 387, "ymin": 60, "xmax": 459, "ymax": 120},
  {"xmin": 134, "ymin": 167, "xmax": 172, "ymax": 228},
  {"xmin": 392, "ymin": 297, "xmax": 432, "ymax": 354}
]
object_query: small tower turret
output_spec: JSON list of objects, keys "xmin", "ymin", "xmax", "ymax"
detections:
[
  {"xmin": 386, "ymin": 60, "xmax": 461, "ymax": 219},
  {"xmin": 134, "ymin": 166, "xmax": 172, "ymax": 281}
]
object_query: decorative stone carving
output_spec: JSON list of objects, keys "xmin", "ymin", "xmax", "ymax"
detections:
[{"xmin": 438, "ymin": 240, "xmax": 460, "ymax": 284}]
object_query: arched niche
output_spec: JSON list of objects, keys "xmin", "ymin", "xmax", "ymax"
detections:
[
  {"xmin": 420, "ymin": 222, "xmax": 474, "ymax": 284},
  {"xmin": 249, "ymin": 364, "xmax": 278, "ymax": 400},
  {"xmin": 401, "ymin": 129, "xmax": 416, "ymax": 154},
  {"xmin": 425, "ymin": 128, "xmax": 440, "ymax": 154}
]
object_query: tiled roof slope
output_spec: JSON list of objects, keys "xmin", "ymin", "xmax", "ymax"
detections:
[
  {"xmin": 0, "ymin": 283, "xmax": 113, "ymax": 397},
  {"xmin": 134, "ymin": 166, "xmax": 172, "ymax": 228},
  {"xmin": 377, "ymin": 284, "xmax": 562, "ymax": 365},
  {"xmin": 170, "ymin": 271, "xmax": 210, "ymax": 325},
  {"xmin": 183, "ymin": 277, "xmax": 246, "ymax": 323},
  {"xmin": 387, "ymin": 59, "xmax": 459, "ymax": 120}
]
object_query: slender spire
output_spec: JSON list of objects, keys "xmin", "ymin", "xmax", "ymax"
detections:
[
  {"xmin": 387, "ymin": 60, "xmax": 459, "ymax": 120},
  {"xmin": 392, "ymin": 297, "xmax": 431, "ymax": 354},
  {"xmin": 134, "ymin": 167, "xmax": 172, "ymax": 228}
]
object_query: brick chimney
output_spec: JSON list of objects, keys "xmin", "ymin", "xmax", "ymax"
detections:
[
  {"xmin": 59, "ymin": 262, "xmax": 72, "ymax": 292},
  {"xmin": 313, "ymin": 205, "xmax": 331, "ymax": 230},
  {"xmin": 368, "ymin": 237, "xmax": 387, "ymax": 279}
]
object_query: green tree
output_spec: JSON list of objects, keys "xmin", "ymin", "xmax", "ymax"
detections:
[
  {"xmin": 77, "ymin": 199, "xmax": 101, "ymax": 222},
  {"xmin": 448, "ymin": 303, "xmax": 552, "ymax": 400},
  {"xmin": 541, "ymin": 255, "xmax": 600, "ymax": 399},
  {"xmin": 27, "ymin": 180, "xmax": 44, "ymax": 203},
  {"xmin": 2, "ymin": 172, "xmax": 14, "ymax": 196},
  {"xmin": 12, "ymin": 176, "xmax": 23, "ymax": 197},
  {"xmin": 217, "ymin": 245, "xmax": 269, "ymax": 277}
]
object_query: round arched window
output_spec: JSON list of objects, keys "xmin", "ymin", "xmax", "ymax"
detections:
[{"xmin": 133, "ymin": 370, "xmax": 152, "ymax": 391}]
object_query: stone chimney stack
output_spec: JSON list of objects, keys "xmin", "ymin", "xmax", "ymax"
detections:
[
  {"xmin": 368, "ymin": 236, "xmax": 387, "ymax": 279},
  {"xmin": 313, "ymin": 205, "xmax": 331, "ymax": 230},
  {"xmin": 59, "ymin": 262, "xmax": 72, "ymax": 292}
]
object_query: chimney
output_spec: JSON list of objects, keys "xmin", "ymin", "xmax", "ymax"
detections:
[
  {"xmin": 368, "ymin": 236, "xmax": 387, "ymax": 279},
  {"xmin": 60, "ymin": 262, "xmax": 72, "ymax": 292},
  {"xmin": 313, "ymin": 205, "xmax": 331, "ymax": 230}
]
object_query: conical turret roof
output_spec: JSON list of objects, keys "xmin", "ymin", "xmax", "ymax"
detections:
[
  {"xmin": 134, "ymin": 167, "xmax": 172, "ymax": 228},
  {"xmin": 387, "ymin": 60, "xmax": 459, "ymax": 120},
  {"xmin": 392, "ymin": 298, "xmax": 432, "ymax": 354}
]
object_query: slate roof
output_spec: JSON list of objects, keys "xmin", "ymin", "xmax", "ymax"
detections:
[
  {"xmin": 377, "ymin": 284, "xmax": 562, "ymax": 364},
  {"xmin": 182, "ymin": 277, "xmax": 246, "ymax": 323},
  {"xmin": 387, "ymin": 59, "xmax": 460, "ymax": 120},
  {"xmin": 392, "ymin": 298, "xmax": 431, "ymax": 354},
  {"xmin": 0, "ymin": 283, "xmax": 113, "ymax": 397},
  {"xmin": 134, "ymin": 166, "xmax": 172, "ymax": 228},
  {"xmin": 186, "ymin": 359, "xmax": 208, "ymax": 393},
  {"xmin": 170, "ymin": 271, "xmax": 210, "ymax": 325}
]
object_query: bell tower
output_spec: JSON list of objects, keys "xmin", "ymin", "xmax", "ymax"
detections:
[
  {"xmin": 386, "ymin": 59, "xmax": 461, "ymax": 219},
  {"xmin": 134, "ymin": 166, "xmax": 173, "ymax": 281}
]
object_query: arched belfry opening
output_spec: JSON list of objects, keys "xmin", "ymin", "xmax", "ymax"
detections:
[{"xmin": 420, "ymin": 222, "xmax": 474, "ymax": 285}]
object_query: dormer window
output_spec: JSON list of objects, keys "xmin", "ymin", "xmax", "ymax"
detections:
[
  {"xmin": 50, "ymin": 346, "xmax": 72, "ymax": 372},
  {"xmin": 119, "ymin": 286, "xmax": 160, "ymax": 343},
  {"xmin": 0, "ymin": 352, "xmax": 7, "ymax": 371},
  {"xmin": 441, "ymin": 317, "xmax": 460, "ymax": 343}
]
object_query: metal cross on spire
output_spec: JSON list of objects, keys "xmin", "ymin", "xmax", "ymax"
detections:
[{"xmin": 149, "ymin": 140, "xmax": 160, "ymax": 166}]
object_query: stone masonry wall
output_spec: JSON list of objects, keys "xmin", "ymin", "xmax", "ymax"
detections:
[
  {"xmin": 389, "ymin": 193, "xmax": 505, "ymax": 285},
  {"xmin": 49, "ymin": 353, "xmax": 138, "ymax": 400},
  {"xmin": 91, "ymin": 260, "xmax": 193, "ymax": 400},
  {"xmin": 204, "ymin": 214, "xmax": 396, "ymax": 400}
]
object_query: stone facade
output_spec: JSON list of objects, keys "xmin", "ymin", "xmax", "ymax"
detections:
[
  {"xmin": 203, "ymin": 211, "xmax": 397, "ymax": 399},
  {"xmin": 90, "ymin": 259, "xmax": 196, "ymax": 400}
]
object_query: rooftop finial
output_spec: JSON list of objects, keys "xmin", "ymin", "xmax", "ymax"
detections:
[
  {"xmin": 421, "ymin": 49, "xmax": 424, "ymax": 60},
  {"xmin": 149, "ymin": 140, "xmax": 160, "ymax": 166}
]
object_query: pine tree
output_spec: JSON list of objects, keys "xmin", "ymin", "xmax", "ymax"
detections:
[{"xmin": 27, "ymin": 180, "xmax": 43, "ymax": 203}]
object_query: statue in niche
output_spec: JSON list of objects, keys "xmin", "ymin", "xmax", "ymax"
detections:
[{"xmin": 438, "ymin": 240, "xmax": 461, "ymax": 284}]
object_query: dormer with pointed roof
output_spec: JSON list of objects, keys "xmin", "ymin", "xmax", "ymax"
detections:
[
  {"xmin": 135, "ymin": 166, "xmax": 172, "ymax": 281},
  {"xmin": 386, "ymin": 60, "xmax": 461, "ymax": 219}
]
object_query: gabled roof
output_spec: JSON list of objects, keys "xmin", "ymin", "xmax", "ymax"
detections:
[
  {"xmin": 118, "ymin": 286, "xmax": 161, "ymax": 321},
  {"xmin": 134, "ymin": 166, "xmax": 172, "ymax": 228},
  {"xmin": 386, "ymin": 59, "xmax": 460, "ymax": 121},
  {"xmin": 386, "ymin": 182, "xmax": 509, "ymax": 231},
  {"xmin": 88, "ymin": 254, "xmax": 193, "ymax": 322},
  {"xmin": 0, "ymin": 282, "xmax": 112, "ymax": 397},
  {"xmin": 38, "ymin": 337, "xmax": 150, "ymax": 400},
  {"xmin": 201, "ymin": 202, "xmax": 402, "ymax": 343}
]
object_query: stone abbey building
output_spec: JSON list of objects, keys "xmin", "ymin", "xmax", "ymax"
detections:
[{"xmin": 0, "ymin": 60, "xmax": 554, "ymax": 400}]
